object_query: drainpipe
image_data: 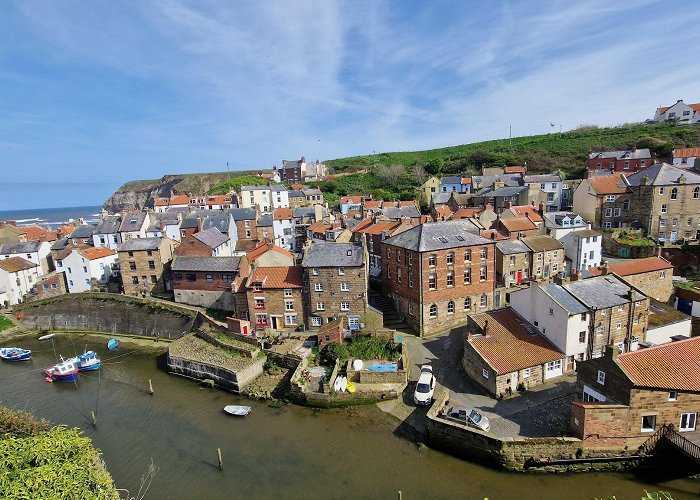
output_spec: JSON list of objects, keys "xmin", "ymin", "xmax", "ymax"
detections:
[{"xmin": 419, "ymin": 251, "xmax": 424, "ymax": 338}]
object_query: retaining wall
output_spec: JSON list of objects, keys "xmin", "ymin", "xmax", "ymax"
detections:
[{"xmin": 167, "ymin": 354, "xmax": 265, "ymax": 393}]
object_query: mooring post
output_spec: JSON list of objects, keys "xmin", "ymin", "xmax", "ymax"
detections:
[
  {"xmin": 91, "ymin": 411, "xmax": 97, "ymax": 427},
  {"xmin": 217, "ymin": 448, "xmax": 223, "ymax": 470},
  {"xmin": 148, "ymin": 379, "xmax": 154, "ymax": 395},
  {"xmin": 397, "ymin": 491, "xmax": 402, "ymax": 500}
]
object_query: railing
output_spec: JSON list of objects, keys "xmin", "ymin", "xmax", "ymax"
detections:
[{"xmin": 639, "ymin": 424, "xmax": 700, "ymax": 463}]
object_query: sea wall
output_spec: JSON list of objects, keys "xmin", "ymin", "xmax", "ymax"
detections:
[
  {"xmin": 167, "ymin": 354, "xmax": 265, "ymax": 392},
  {"xmin": 15, "ymin": 293, "xmax": 196, "ymax": 339}
]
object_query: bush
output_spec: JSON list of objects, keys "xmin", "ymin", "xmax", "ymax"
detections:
[
  {"xmin": 321, "ymin": 342, "xmax": 349, "ymax": 364},
  {"xmin": 0, "ymin": 317, "xmax": 12, "ymax": 332}
]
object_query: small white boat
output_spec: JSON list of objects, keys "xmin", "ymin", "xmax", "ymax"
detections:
[
  {"xmin": 38, "ymin": 334, "xmax": 55, "ymax": 341},
  {"xmin": 333, "ymin": 375, "xmax": 342, "ymax": 392},
  {"xmin": 339, "ymin": 376, "xmax": 348, "ymax": 392},
  {"xmin": 223, "ymin": 405, "xmax": 251, "ymax": 417}
]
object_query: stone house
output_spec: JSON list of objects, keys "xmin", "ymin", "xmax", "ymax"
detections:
[
  {"xmin": 446, "ymin": 192, "xmax": 473, "ymax": 212},
  {"xmin": 495, "ymin": 239, "xmax": 530, "ymax": 288},
  {"xmin": 352, "ymin": 219, "xmax": 409, "ymax": 281},
  {"xmin": 118, "ymin": 237, "xmax": 175, "ymax": 296},
  {"xmin": 473, "ymin": 186, "xmax": 529, "ymax": 212},
  {"xmin": 587, "ymin": 148, "xmax": 652, "ymax": 173},
  {"xmin": 302, "ymin": 242, "xmax": 368, "ymax": 330},
  {"xmin": 33, "ymin": 271, "xmax": 68, "ymax": 300},
  {"xmin": 256, "ymin": 214, "xmax": 274, "ymax": 243},
  {"xmin": 246, "ymin": 265, "xmax": 303, "ymax": 331},
  {"xmin": 586, "ymin": 256, "xmax": 674, "ymax": 302},
  {"xmin": 524, "ymin": 174, "xmax": 563, "ymax": 211},
  {"xmin": 381, "ymin": 219, "xmax": 496, "ymax": 337},
  {"xmin": 520, "ymin": 235, "xmax": 565, "ymax": 281},
  {"xmin": 171, "ymin": 256, "xmax": 248, "ymax": 312},
  {"xmin": 463, "ymin": 308, "xmax": 569, "ymax": 399},
  {"xmin": 572, "ymin": 174, "xmax": 629, "ymax": 230},
  {"xmin": 227, "ymin": 208, "xmax": 259, "ymax": 255},
  {"xmin": 571, "ymin": 338, "xmax": 700, "ymax": 450},
  {"xmin": 118, "ymin": 211, "xmax": 149, "ymax": 241},
  {"xmin": 489, "ymin": 217, "xmax": 538, "ymax": 240},
  {"xmin": 317, "ymin": 317, "xmax": 348, "ymax": 350},
  {"xmin": 288, "ymin": 190, "xmax": 307, "ymax": 208}
]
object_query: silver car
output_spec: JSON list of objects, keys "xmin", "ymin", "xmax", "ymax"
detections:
[
  {"xmin": 444, "ymin": 405, "xmax": 490, "ymax": 432},
  {"xmin": 413, "ymin": 365, "xmax": 435, "ymax": 405}
]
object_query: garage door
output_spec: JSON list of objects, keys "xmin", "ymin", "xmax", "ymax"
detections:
[{"xmin": 545, "ymin": 359, "xmax": 563, "ymax": 379}]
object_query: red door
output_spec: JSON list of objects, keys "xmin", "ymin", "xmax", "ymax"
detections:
[{"xmin": 516, "ymin": 271, "xmax": 522, "ymax": 284}]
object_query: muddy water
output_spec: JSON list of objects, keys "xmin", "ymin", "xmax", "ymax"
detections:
[{"xmin": 0, "ymin": 334, "xmax": 697, "ymax": 499}]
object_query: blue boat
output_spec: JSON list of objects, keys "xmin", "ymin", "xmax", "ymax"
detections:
[
  {"xmin": 107, "ymin": 338, "xmax": 119, "ymax": 351},
  {"xmin": 44, "ymin": 359, "xmax": 79, "ymax": 383},
  {"xmin": 0, "ymin": 347, "xmax": 32, "ymax": 361},
  {"xmin": 67, "ymin": 350, "xmax": 101, "ymax": 371}
]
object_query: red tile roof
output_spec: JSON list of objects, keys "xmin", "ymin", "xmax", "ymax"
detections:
[
  {"xmin": 433, "ymin": 205, "xmax": 454, "ymax": 220},
  {"xmin": 507, "ymin": 205, "xmax": 543, "ymax": 222},
  {"xmin": 170, "ymin": 195, "xmax": 190, "ymax": 205},
  {"xmin": 290, "ymin": 184, "xmax": 306, "ymax": 190},
  {"xmin": 246, "ymin": 243, "xmax": 295, "ymax": 261},
  {"xmin": 467, "ymin": 309, "xmax": 564, "ymax": 374},
  {"xmin": 480, "ymin": 229, "xmax": 508, "ymax": 240},
  {"xmin": 273, "ymin": 208, "xmax": 293, "ymax": 220},
  {"xmin": 22, "ymin": 225, "xmax": 58, "ymax": 243},
  {"xmin": 248, "ymin": 266, "xmax": 303, "ymax": 289},
  {"xmin": 452, "ymin": 208, "xmax": 481, "ymax": 220},
  {"xmin": 674, "ymin": 147, "xmax": 700, "ymax": 158},
  {"xmin": 504, "ymin": 166, "xmax": 527, "ymax": 174},
  {"xmin": 658, "ymin": 103, "xmax": 700, "ymax": 114},
  {"xmin": 260, "ymin": 173, "xmax": 273, "ymax": 179},
  {"xmin": 588, "ymin": 174, "xmax": 628, "ymax": 195},
  {"xmin": 587, "ymin": 257, "xmax": 672, "ymax": 277},
  {"xmin": 617, "ymin": 336, "xmax": 700, "ymax": 392},
  {"xmin": 351, "ymin": 217, "xmax": 373, "ymax": 233},
  {"xmin": 308, "ymin": 220, "xmax": 332, "ymax": 234},
  {"xmin": 155, "ymin": 198, "xmax": 170, "ymax": 206},
  {"xmin": 363, "ymin": 200, "xmax": 380, "ymax": 209},
  {"xmin": 341, "ymin": 196, "xmax": 363, "ymax": 204},
  {"xmin": 499, "ymin": 217, "xmax": 537, "ymax": 232},
  {"xmin": 398, "ymin": 200, "xmax": 418, "ymax": 208},
  {"xmin": 205, "ymin": 195, "xmax": 231, "ymax": 205},
  {"xmin": 0, "ymin": 256, "xmax": 37, "ymax": 273},
  {"xmin": 78, "ymin": 246, "xmax": 117, "ymax": 260},
  {"xmin": 362, "ymin": 221, "xmax": 402, "ymax": 235}
]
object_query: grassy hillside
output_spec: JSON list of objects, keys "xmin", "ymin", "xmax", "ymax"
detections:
[
  {"xmin": 207, "ymin": 175, "xmax": 281, "ymax": 195},
  {"xmin": 325, "ymin": 123, "xmax": 700, "ymax": 179},
  {"xmin": 117, "ymin": 169, "xmax": 265, "ymax": 195}
]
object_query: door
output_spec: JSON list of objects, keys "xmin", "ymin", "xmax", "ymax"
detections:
[
  {"xmin": 670, "ymin": 231, "xmax": 677, "ymax": 243},
  {"xmin": 516, "ymin": 270, "xmax": 522, "ymax": 285},
  {"xmin": 271, "ymin": 316, "xmax": 278, "ymax": 330},
  {"xmin": 544, "ymin": 264, "xmax": 550, "ymax": 278},
  {"xmin": 545, "ymin": 359, "xmax": 563, "ymax": 379}
]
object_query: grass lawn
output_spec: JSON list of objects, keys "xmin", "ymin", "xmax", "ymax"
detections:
[{"xmin": 0, "ymin": 316, "xmax": 13, "ymax": 332}]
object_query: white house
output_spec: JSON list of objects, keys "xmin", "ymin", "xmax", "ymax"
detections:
[
  {"xmin": 542, "ymin": 212, "xmax": 589, "ymax": 240},
  {"xmin": 673, "ymin": 148, "xmax": 700, "ymax": 169},
  {"xmin": 272, "ymin": 208, "xmax": 294, "ymax": 251},
  {"xmin": 92, "ymin": 215, "xmax": 123, "ymax": 250},
  {"xmin": 654, "ymin": 99, "xmax": 700, "ymax": 124},
  {"xmin": 0, "ymin": 241, "xmax": 52, "ymax": 275},
  {"xmin": 0, "ymin": 257, "xmax": 40, "ymax": 305},
  {"xmin": 510, "ymin": 282, "xmax": 590, "ymax": 364},
  {"xmin": 146, "ymin": 212, "xmax": 183, "ymax": 242},
  {"xmin": 61, "ymin": 246, "xmax": 118, "ymax": 293},
  {"xmin": 239, "ymin": 185, "xmax": 289, "ymax": 212},
  {"xmin": 560, "ymin": 229, "xmax": 602, "ymax": 274},
  {"xmin": 524, "ymin": 174, "xmax": 563, "ymax": 211}
]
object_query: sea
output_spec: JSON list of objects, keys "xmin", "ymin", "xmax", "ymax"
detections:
[{"xmin": 0, "ymin": 205, "xmax": 103, "ymax": 228}]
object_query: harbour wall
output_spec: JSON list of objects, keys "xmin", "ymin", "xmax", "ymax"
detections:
[{"xmin": 167, "ymin": 354, "xmax": 265, "ymax": 393}]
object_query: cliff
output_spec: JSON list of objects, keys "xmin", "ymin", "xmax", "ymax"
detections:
[{"xmin": 101, "ymin": 170, "xmax": 261, "ymax": 212}]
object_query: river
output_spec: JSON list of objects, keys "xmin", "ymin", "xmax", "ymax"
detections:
[{"xmin": 0, "ymin": 334, "xmax": 697, "ymax": 499}]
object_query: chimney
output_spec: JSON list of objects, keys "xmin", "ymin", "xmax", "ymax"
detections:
[
  {"xmin": 570, "ymin": 269, "xmax": 579, "ymax": 281},
  {"xmin": 538, "ymin": 202, "xmax": 545, "ymax": 214},
  {"xmin": 313, "ymin": 203, "xmax": 323, "ymax": 223},
  {"xmin": 657, "ymin": 245, "xmax": 662, "ymax": 258},
  {"xmin": 601, "ymin": 261, "xmax": 609, "ymax": 275},
  {"xmin": 605, "ymin": 344, "xmax": 619, "ymax": 361},
  {"xmin": 641, "ymin": 176, "xmax": 650, "ymax": 186},
  {"xmin": 505, "ymin": 200, "xmax": 512, "ymax": 209},
  {"xmin": 483, "ymin": 320, "xmax": 489, "ymax": 336},
  {"xmin": 628, "ymin": 289, "xmax": 636, "ymax": 301}
]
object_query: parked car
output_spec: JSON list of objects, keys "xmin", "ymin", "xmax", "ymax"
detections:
[
  {"xmin": 444, "ymin": 405, "xmax": 490, "ymax": 432},
  {"xmin": 413, "ymin": 365, "xmax": 435, "ymax": 405}
]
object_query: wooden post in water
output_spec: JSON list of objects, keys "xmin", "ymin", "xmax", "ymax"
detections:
[
  {"xmin": 217, "ymin": 448, "xmax": 223, "ymax": 470},
  {"xmin": 148, "ymin": 379, "xmax": 154, "ymax": 395},
  {"xmin": 91, "ymin": 411, "xmax": 97, "ymax": 427},
  {"xmin": 397, "ymin": 491, "xmax": 402, "ymax": 500}
]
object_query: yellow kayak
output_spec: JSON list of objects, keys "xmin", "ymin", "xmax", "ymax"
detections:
[{"xmin": 346, "ymin": 380, "xmax": 356, "ymax": 393}]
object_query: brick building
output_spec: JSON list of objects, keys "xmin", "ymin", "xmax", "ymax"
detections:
[
  {"xmin": 520, "ymin": 235, "xmax": 565, "ymax": 281},
  {"xmin": 495, "ymin": 239, "xmax": 530, "ymax": 288},
  {"xmin": 587, "ymin": 148, "xmax": 652, "ymax": 173},
  {"xmin": 571, "ymin": 338, "xmax": 700, "ymax": 450},
  {"xmin": 118, "ymin": 237, "xmax": 175, "ymax": 296},
  {"xmin": 586, "ymin": 257, "xmax": 674, "ymax": 302},
  {"xmin": 33, "ymin": 272, "xmax": 68, "ymax": 300},
  {"xmin": 463, "ymin": 308, "xmax": 569, "ymax": 398},
  {"xmin": 381, "ymin": 219, "xmax": 496, "ymax": 337},
  {"xmin": 317, "ymin": 317, "xmax": 348, "ymax": 350},
  {"xmin": 301, "ymin": 242, "xmax": 368, "ymax": 330},
  {"xmin": 572, "ymin": 174, "xmax": 630, "ymax": 230},
  {"xmin": 247, "ymin": 266, "xmax": 303, "ymax": 331},
  {"xmin": 171, "ymin": 256, "xmax": 249, "ymax": 312}
]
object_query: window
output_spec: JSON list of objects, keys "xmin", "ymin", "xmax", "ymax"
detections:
[
  {"xmin": 604, "ymin": 208, "xmax": 612, "ymax": 218},
  {"xmin": 522, "ymin": 368, "xmax": 531, "ymax": 379},
  {"xmin": 429, "ymin": 274, "xmax": 436, "ymax": 290},
  {"xmin": 623, "ymin": 199, "xmax": 631, "ymax": 210},
  {"xmin": 428, "ymin": 254, "xmax": 437, "ymax": 266},
  {"xmin": 605, "ymin": 195, "xmax": 616, "ymax": 202},
  {"xmin": 659, "ymin": 187, "xmax": 665, "ymax": 195},
  {"xmin": 186, "ymin": 274, "xmax": 196, "ymax": 282},
  {"xmin": 602, "ymin": 222, "xmax": 612, "ymax": 229},
  {"xmin": 623, "ymin": 161, "xmax": 630, "ymax": 170},
  {"xmin": 397, "ymin": 268, "xmax": 402, "ymax": 283},
  {"xmin": 480, "ymin": 266, "xmax": 487, "ymax": 281},
  {"xmin": 464, "ymin": 297, "xmax": 471, "ymax": 311},
  {"xmin": 672, "ymin": 218, "xmax": 678, "ymax": 227},
  {"xmin": 549, "ymin": 307, "xmax": 554, "ymax": 316},
  {"xmin": 131, "ymin": 277, "xmax": 138, "ymax": 285},
  {"xmin": 408, "ymin": 302, "xmax": 414, "ymax": 316},
  {"xmin": 150, "ymin": 275, "xmax": 157, "ymax": 284},
  {"xmin": 129, "ymin": 262, "xmax": 136, "ymax": 271},
  {"xmin": 671, "ymin": 187, "xmax": 678, "ymax": 200},
  {"xmin": 680, "ymin": 413, "xmax": 697, "ymax": 432},
  {"xmin": 255, "ymin": 314, "xmax": 267, "ymax": 326},
  {"xmin": 464, "ymin": 269, "xmax": 471, "ymax": 284},
  {"xmin": 552, "ymin": 263, "xmax": 559, "ymax": 273},
  {"xmin": 480, "ymin": 248, "xmax": 487, "ymax": 259},
  {"xmin": 668, "ymin": 391, "xmax": 678, "ymax": 401},
  {"xmin": 659, "ymin": 270, "xmax": 666, "ymax": 278},
  {"xmin": 480, "ymin": 295, "xmax": 487, "ymax": 308},
  {"xmin": 56, "ymin": 260, "xmax": 63, "ymax": 268},
  {"xmin": 641, "ymin": 415, "xmax": 656, "ymax": 433},
  {"xmin": 688, "ymin": 218, "xmax": 693, "ymax": 227},
  {"xmin": 597, "ymin": 370, "xmax": 605, "ymax": 385},
  {"xmin": 396, "ymin": 250, "xmax": 401, "ymax": 263},
  {"xmin": 255, "ymin": 298, "xmax": 265, "ymax": 309},
  {"xmin": 312, "ymin": 267, "xmax": 319, "ymax": 276},
  {"xmin": 429, "ymin": 304, "xmax": 437, "ymax": 317},
  {"xmin": 338, "ymin": 267, "xmax": 345, "ymax": 275},
  {"xmin": 446, "ymin": 271, "xmax": 454, "ymax": 287},
  {"xmin": 408, "ymin": 253, "xmax": 413, "ymax": 266},
  {"xmin": 316, "ymin": 302, "xmax": 325, "ymax": 311},
  {"xmin": 694, "ymin": 187, "xmax": 700, "ymax": 199},
  {"xmin": 579, "ymin": 331, "xmax": 586, "ymax": 343},
  {"xmin": 616, "ymin": 322, "xmax": 622, "ymax": 330},
  {"xmin": 445, "ymin": 301, "xmax": 455, "ymax": 314},
  {"xmin": 482, "ymin": 369, "xmax": 489, "ymax": 379},
  {"xmin": 509, "ymin": 255, "xmax": 516, "ymax": 266},
  {"xmin": 284, "ymin": 314, "xmax": 297, "ymax": 325},
  {"xmin": 174, "ymin": 273, "xmax": 183, "ymax": 281},
  {"xmin": 284, "ymin": 288, "xmax": 292, "ymax": 297},
  {"xmin": 408, "ymin": 272, "xmax": 413, "ymax": 288},
  {"xmin": 613, "ymin": 208, "xmax": 621, "ymax": 217},
  {"xmin": 206, "ymin": 274, "xmax": 213, "ymax": 283},
  {"xmin": 659, "ymin": 219, "xmax": 666, "ymax": 228},
  {"xmin": 314, "ymin": 283, "xmax": 323, "ymax": 292},
  {"xmin": 464, "ymin": 250, "xmax": 471, "ymax": 262},
  {"xmin": 311, "ymin": 317, "xmax": 322, "ymax": 327},
  {"xmin": 446, "ymin": 252, "xmax": 454, "ymax": 264},
  {"xmin": 661, "ymin": 204, "xmax": 667, "ymax": 214},
  {"xmin": 253, "ymin": 281, "xmax": 263, "ymax": 292}
]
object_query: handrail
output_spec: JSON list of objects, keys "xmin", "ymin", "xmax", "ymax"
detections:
[{"xmin": 638, "ymin": 423, "xmax": 700, "ymax": 462}]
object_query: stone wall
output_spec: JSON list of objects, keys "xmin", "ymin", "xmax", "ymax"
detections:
[
  {"xmin": 174, "ymin": 289, "xmax": 238, "ymax": 312},
  {"xmin": 16, "ymin": 293, "xmax": 195, "ymax": 339},
  {"xmin": 570, "ymin": 402, "xmax": 629, "ymax": 450},
  {"xmin": 601, "ymin": 230, "xmax": 657, "ymax": 259},
  {"xmin": 345, "ymin": 357, "xmax": 408, "ymax": 385},
  {"xmin": 167, "ymin": 354, "xmax": 265, "ymax": 392},
  {"xmin": 194, "ymin": 330, "xmax": 259, "ymax": 358}
]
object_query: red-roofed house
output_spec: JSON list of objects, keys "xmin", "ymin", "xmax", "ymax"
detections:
[
  {"xmin": 247, "ymin": 266, "xmax": 304, "ymax": 331},
  {"xmin": 573, "ymin": 174, "xmax": 630, "ymax": 229},
  {"xmin": 0, "ymin": 256, "xmax": 39, "ymax": 305},
  {"xmin": 572, "ymin": 338, "xmax": 700, "ymax": 450},
  {"xmin": 654, "ymin": 99, "xmax": 700, "ymax": 125},
  {"xmin": 586, "ymin": 257, "xmax": 674, "ymax": 302},
  {"xmin": 246, "ymin": 242, "xmax": 295, "ymax": 267},
  {"xmin": 463, "ymin": 309, "xmax": 569, "ymax": 398},
  {"xmin": 673, "ymin": 147, "xmax": 700, "ymax": 169},
  {"xmin": 61, "ymin": 246, "xmax": 118, "ymax": 293}
]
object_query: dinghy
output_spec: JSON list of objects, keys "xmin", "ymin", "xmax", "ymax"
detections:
[
  {"xmin": 223, "ymin": 405, "xmax": 252, "ymax": 417},
  {"xmin": 38, "ymin": 333, "xmax": 55, "ymax": 341},
  {"xmin": 0, "ymin": 347, "xmax": 32, "ymax": 361},
  {"xmin": 107, "ymin": 338, "xmax": 119, "ymax": 350}
]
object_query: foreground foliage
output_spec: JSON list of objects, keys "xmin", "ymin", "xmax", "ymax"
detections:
[{"xmin": 0, "ymin": 316, "xmax": 13, "ymax": 332}]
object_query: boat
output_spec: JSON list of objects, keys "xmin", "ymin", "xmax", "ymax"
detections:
[
  {"xmin": 66, "ymin": 350, "xmax": 101, "ymax": 371},
  {"xmin": 333, "ymin": 375, "xmax": 342, "ymax": 392},
  {"xmin": 43, "ymin": 359, "xmax": 79, "ymax": 383},
  {"xmin": 223, "ymin": 405, "xmax": 252, "ymax": 417},
  {"xmin": 339, "ymin": 376, "xmax": 347, "ymax": 392},
  {"xmin": 0, "ymin": 347, "xmax": 32, "ymax": 361},
  {"xmin": 107, "ymin": 338, "xmax": 119, "ymax": 350},
  {"xmin": 346, "ymin": 380, "xmax": 356, "ymax": 393},
  {"xmin": 38, "ymin": 334, "xmax": 55, "ymax": 341}
]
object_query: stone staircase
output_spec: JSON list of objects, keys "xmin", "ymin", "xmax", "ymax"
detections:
[{"xmin": 368, "ymin": 289, "xmax": 414, "ymax": 336}]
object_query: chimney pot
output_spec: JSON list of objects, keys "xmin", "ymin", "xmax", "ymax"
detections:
[{"xmin": 483, "ymin": 320, "xmax": 489, "ymax": 336}]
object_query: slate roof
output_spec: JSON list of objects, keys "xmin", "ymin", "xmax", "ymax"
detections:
[
  {"xmin": 569, "ymin": 229, "xmax": 601, "ymax": 239},
  {"xmin": 271, "ymin": 184, "xmax": 287, "ymax": 192},
  {"xmin": 588, "ymin": 148, "xmax": 651, "ymax": 160},
  {"xmin": 383, "ymin": 219, "xmax": 489, "ymax": 252},
  {"xmin": 51, "ymin": 238, "xmax": 69, "ymax": 251},
  {"xmin": 69, "ymin": 224, "xmax": 95, "ymax": 239},
  {"xmin": 381, "ymin": 206, "xmax": 421, "ymax": 219},
  {"xmin": 94, "ymin": 216, "xmax": 121, "ymax": 234},
  {"xmin": 625, "ymin": 163, "xmax": 700, "ymax": 186},
  {"xmin": 171, "ymin": 256, "xmax": 241, "ymax": 272},
  {"xmin": 302, "ymin": 242, "xmax": 364, "ymax": 267},
  {"xmin": 524, "ymin": 174, "xmax": 562, "ymax": 183},
  {"xmin": 431, "ymin": 193, "xmax": 451, "ymax": 205},
  {"xmin": 587, "ymin": 256, "xmax": 672, "ymax": 277},
  {"xmin": 472, "ymin": 174, "xmax": 522, "ymax": 188},
  {"xmin": 563, "ymin": 275, "xmax": 639, "ymax": 309},
  {"xmin": 240, "ymin": 185, "xmax": 270, "ymax": 191},
  {"xmin": 257, "ymin": 214, "xmax": 273, "ymax": 227},
  {"xmin": 193, "ymin": 227, "xmax": 229, "ymax": 249},
  {"xmin": 293, "ymin": 207, "xmax": 328, "ymax": 218},
  {"xmin": 288, "ymin": 190, "xmax": 305, "ymax": 198},
  {"xmin": 180, "ymin": 218, "xmax": 200, "ymax": 229},
  {"xmin": 0, "ymin": 241, "xmax": 42, "ymax": 254},
  {"xmin": 476, "ymin": 186, "xmax": 527, "ymax": 198},
  {"xmin": 227, "ymin": 208, "xmax": 257, "ymax": 221},
  {"xmin": 441, "ymin": 175, "xmax": 462, "ymax": 184},
  {"xmin": 521, "ymin": 235, "xmax": 564, "ymax": 252},
  {"xmin": 0, "ymin": 256, "xmax": 37, "ymax": 273},
  {"xmin": 539, "ymin": 284, "xmax": 588, "ymax": 314},
  {"xmin": 616, "ymin": 336, "xmax": 700, "ymax": 392},
  {"xmin": 248, "ymin": 266, "xmax": 303, "ymax": 289},
  {"xmin": 302, "ymin": 188, "xmax": 322, "ymax": 196},
  {"xmin": 118, "ymin": 237, "xmax": 163, "ymax": 252},
  {"xmin": 118, "ymin": 211, "xmax": 147, "ymax": 233},
  {"xmin": 467, "ymin": 309, "xmax": 565, "ymax": 374},
  {"xmin": 496, "ymin": 239, "xmax": 530, "ymax": 255},
  {"xmin": 201, "ymin": 215, "xmax": 229, "ymax": 235}
]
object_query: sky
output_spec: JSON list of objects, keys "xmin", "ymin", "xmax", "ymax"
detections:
[{"xmin": 1, "ymin": 0, "xmax": 700, "ymax": 210}]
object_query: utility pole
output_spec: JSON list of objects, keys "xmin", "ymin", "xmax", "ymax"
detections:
[{"xmin": 509, "ymin": 125, "xmax": 512, "ymax": 150}]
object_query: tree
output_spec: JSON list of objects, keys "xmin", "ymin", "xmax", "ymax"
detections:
[
  {"xmin": 376, "ymin": 164, "xmax": 405, "ymax": 186},
  {"xmin": 413, "ymin": 164, "xmax": 427, "ymax": 184},
  {"xmin": 425, "ymin": 158, "xmax": 444, "ymax": 176}
]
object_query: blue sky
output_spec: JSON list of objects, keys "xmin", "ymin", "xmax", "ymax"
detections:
[{"xmin": 1, "ymin": 0, "xmax": 699, "ymax": 210}]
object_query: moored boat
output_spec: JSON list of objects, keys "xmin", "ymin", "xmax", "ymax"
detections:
[
  {"xmin": 0, "ymin": 347, "xmax": 32, "ymax": 361},
  {"xmin": 66, "ymin": 350, "xmax": 101, "ymax": 371},
  {"xmin": 44, "ymin": 359, "xmax": 79, "ymax": 383},
  {"xmin": 38, "ymin": 333, "xmax": 55, "ymax": 341},
  {"xmin": 223, "ymin": 405, "xmax": 252, "ymax": 417},
  {"xmin": 107, "ymin": 338, "xmax": 119, "ymax": 350}
]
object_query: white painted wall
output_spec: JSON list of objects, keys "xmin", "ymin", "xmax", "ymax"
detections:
[
  {"xmin": 0, "ymin": 265, "xmax": 40, "ymax": 305},
  {"xmin": 62, "ymin": 249, "xmax": 118, "ymax": 293},
  {"xmin": 562, "ymin": 232, "xmax": 602, "ymax": 272},
  {"xmin": 646, "ymin": 320, "xmax": 692, "ymax": 345},
  {"xmin": 272, "ymin": 218, "xmax": 294, "ymax": 251},
  {"xmin": 93, "ymin": 232, "xmax": 122, "ymax": 250}
]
